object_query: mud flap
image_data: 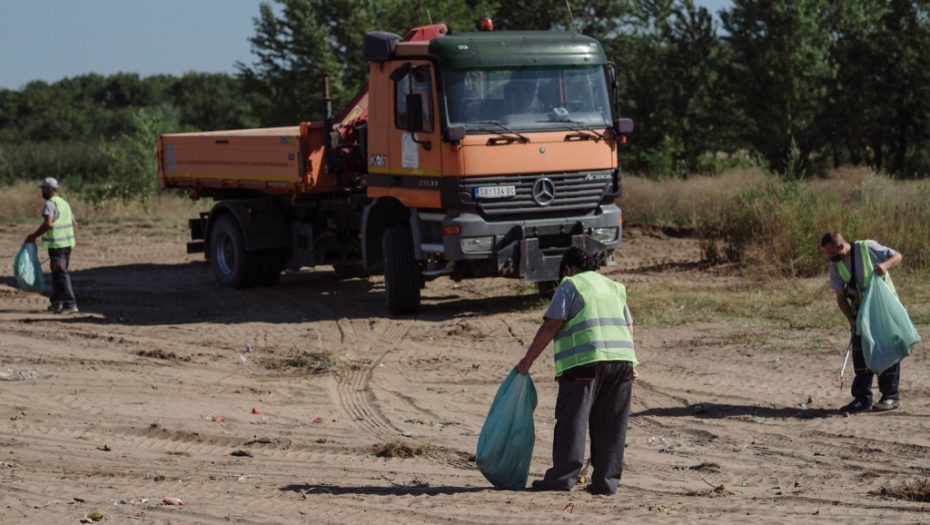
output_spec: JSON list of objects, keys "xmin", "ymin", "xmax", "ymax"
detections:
[{"xmin": 289, "ymin": 223, "xmax": 315, "ymax": 269}]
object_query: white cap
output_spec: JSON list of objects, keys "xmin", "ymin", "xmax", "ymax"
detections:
[{"xmin": 38, "ymin": 177, "xmax": 59, "ymax": 189}]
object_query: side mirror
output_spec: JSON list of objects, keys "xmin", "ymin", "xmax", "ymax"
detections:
[
  {"xmin": 443, "ymin": 125, "xmax": 465, "ymax": 143},
  {"xmin": 406, "ymin": 93, "xmax": 425, "ymax": 133},
  {"xmin": 613, "ymin": 118, "xmax": 634, "ymax": 135}
]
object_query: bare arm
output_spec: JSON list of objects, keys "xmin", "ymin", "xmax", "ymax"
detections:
[
  {"xmin": 517, "ymin": 317, "xmax": 565, "ymax": 375},
  {"xmin": 25, "ymin": 215, "xmax": 54, "ymax": 243},
  {"xmin": 835, "ymin": 289, "xmax": 856, "ymax": 330},
  {"xmin": 875, "ymin": 252, "xmax": 902, "ymax": 276},
  {"xmin": 72, "ymin": 216, "xmax": 78, "ymax": 236}
]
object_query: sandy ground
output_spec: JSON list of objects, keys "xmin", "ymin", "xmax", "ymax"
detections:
[{"xmin": 1, "ymin": 220, "xmax": 930, "ymax": 524}]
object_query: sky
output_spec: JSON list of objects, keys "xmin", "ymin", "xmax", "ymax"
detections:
[{"xmin": 0, "ymin": 0, "xmax": 734, "ymax": 90}]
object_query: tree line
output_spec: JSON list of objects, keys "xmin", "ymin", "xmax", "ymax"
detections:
[{"xmin": 2, "ymin": 0, "xmax": 929, "ymax": 189}]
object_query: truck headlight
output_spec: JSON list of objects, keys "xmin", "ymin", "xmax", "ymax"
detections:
[
  {"xmin": 461, "ymin": 236, "xmax": 494, "ymax": 253},
  {"xmin": 592, "ymin": 227, "xmax": 619, "ymax": 243}
]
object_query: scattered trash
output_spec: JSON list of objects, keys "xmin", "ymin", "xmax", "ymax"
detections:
[
  {"xmin": 317, "ymin": 437, "xmax": 338, "ymax": 444},
  {"xmin": 70, "ymin": 498, "xmax": 85, "ymax": 504},
  {"xmin": 106, "ymin": 498, "xmax": 147, "ymax": 506},
  {"xmin": 563, "ymin": 503, "xmax": 574, "ymax": 514},
  {"xmin": 163, "ymin": 497, "xmax": 183, "ymax": 505},
  {"xmin": 239, "ymin": 354, "xmax": 247, "ymax": 363},
  {"xmin": 658, "ymin": 444, "xmax": 678, "ymax": 453},
  {"xmin": 0, "ymin": 342, "xmax": 11, "ymax": 346},
  {"xmin": 740, "ymin": 481, "xmax": 749, "ymax": 487},
  {"xmin": 534, "ymin": 435, "xmax": 542, "ymax": 441},
  {"xmin": 244, "ymin": 344, "xmax": 253, "ymax": 353},
  {"xmin": 405, "ymin": 417, "xmax": 428, "ymax": 425},
  {"xmin": 252, "ymin": 408, "xmax": 262, "ymax": 415},
  {"xmin": 243, "ymin": 437, "xmax": 274, "ymax": 445},
  {"xmin": 357, "ymin": 416, "xmax": 364, "ymax": 421},
  {"xmin": 237, "ymin": 476, "xmax": 247, "ymax": 482},
  {"xmin": 0, "ymin": 367, "xmax": 37, "ymax": 381},
  {"xmin": 230, "ymin": 449, "xmax": 253, "ymax": 457},
  {"xmin": 312, "ymin": 417, "xmax": 324, "ymax": 424},
  {"xmin": 250, "ymin": 417, "xmax": 269, "ymax": 425},
  {"xmin": 96, "ymin": 445, "xmax": 111, "ymax": 452},
  {"xmin": 646, "ymin": 436, "xmax": 666, "ymax": 443},
  {"xmin": 355, "ymin": 364, "xmax": 363, "ymax": 370},
  {"xmin": 6, "ymin": 505, "xmax": 27, "ymax": 518},
  {"xmin": 83, "ymin": 509, "xmax": 106, "ymax": 522}
]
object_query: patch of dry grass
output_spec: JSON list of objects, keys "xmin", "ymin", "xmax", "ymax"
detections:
[
  {"xmin": 0, "ymin": 181, "xmax": 210, "ymax": 224},
  {"xmin": 259, "ymin": 348, "xmax": 352, "ymax": 377},
  {"xmin": 871, "ymin": 479, "xmax": 930, "ymax": 502}
]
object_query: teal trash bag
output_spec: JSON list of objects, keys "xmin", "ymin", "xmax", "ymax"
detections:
[
  {"xmin": 475, "ymin": 366, "xmax": 538, "ymax": 490},
  {"xmin": 13, "ymin": 243, "xmax": 46, "ymax": 293},
  {"xmin": 857, "ymin": 276, "xmax": 922, "ymax": 375}
]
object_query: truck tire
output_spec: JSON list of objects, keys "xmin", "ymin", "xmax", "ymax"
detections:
[
  {"xmin": 334, "ymin": 264, "xmax": 370, "ymax": 280},
  {"xmin": 210, "ymin": 214, "xmax": 261, "ymax": 288},
  {"xmin": 382, "ymin": 225, "xmax": 420, "ymax": 315},
  {"xmin": 258, "ymin": 248, "xmax": 286, "ymax": 287}
]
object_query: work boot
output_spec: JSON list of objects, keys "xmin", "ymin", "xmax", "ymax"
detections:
[
  {"xmin": 531, "ymin": 479, "xmax": 564, "ymax": 491},
  {"xmin": 872, "ymin": 398, "xmax": 901, "ymax": 411},
  {"xmin": 57, "ymin": 305, "xmax": 79, "ymax": 315},
  {"xmin": 839, "ymin": 399, "xmax": 871, "ymax": 413}
]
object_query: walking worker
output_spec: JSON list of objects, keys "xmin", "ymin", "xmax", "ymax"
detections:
[
  {"xmin": 517, "ymin": 246, "xmax": 637, "ymax": 495},
  {"xmin": 25, "ymin": 178, "xmax": 78, "ymax": 314},
  {"xmin": 822, "ymin": 232, "xmax": 902, "ymax": 412}
]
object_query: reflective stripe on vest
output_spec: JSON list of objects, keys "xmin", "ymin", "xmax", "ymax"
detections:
[
  {"xmin": 552, "ymin": 272, "xmax": 637, "ymax": 377},
  {"xmin": 836, "ymin": 240, "xmax": 895, "ymax": 295},
  {"xmin": 41, "ymin": 196, "xmax": 75, "ymax": 249}
]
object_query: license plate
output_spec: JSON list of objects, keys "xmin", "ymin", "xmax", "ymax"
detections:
[{"xmin": 475, "ymin": 185, "xmax": 516, "ymax": 199}]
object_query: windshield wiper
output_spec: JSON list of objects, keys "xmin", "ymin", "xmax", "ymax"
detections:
[
  {"xmin": 467, "ymin": 120, "xmax": 530, "ymax": 143},
  {"xmin": 539, "ymin": 119, "xmax": 607, "ymax": 140}
]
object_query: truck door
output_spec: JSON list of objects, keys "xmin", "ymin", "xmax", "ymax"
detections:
[{"xmin": 370, "ymin": 60, "xmax": 442, "ymax": 208}]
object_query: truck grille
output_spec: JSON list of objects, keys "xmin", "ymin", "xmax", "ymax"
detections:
[{"xmin": 464, "ymin": 170, "xmax": 614, "ymax": 218}]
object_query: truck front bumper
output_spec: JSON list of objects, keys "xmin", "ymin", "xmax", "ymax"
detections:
[{"xmin": 436, "ymin": 203, "xmax": 622, "ymax": 282}]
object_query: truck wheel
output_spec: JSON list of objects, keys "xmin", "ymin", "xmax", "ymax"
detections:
[
  {"xmin": 382, "ymin": 225, "xmax": 420, "ymax": 315},
  {"xmin": 211, "ymin": 215, "xmax": 260, "ymax": 288},
  {"xmin": 334, "ymin": 264, "xmax": 370, "ymax": 280},
  {"xmin": 258, "ymin": 248, "xmax": 286, "ymax": 287}
]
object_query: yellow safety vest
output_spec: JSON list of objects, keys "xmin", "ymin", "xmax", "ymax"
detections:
[
  {"xmin": 40, "ymin": 196, "xmax": 75, "ymax": 249},
  {"xmin": 552, "ymin": 271, "xmax": 637, "ymax": 377}
]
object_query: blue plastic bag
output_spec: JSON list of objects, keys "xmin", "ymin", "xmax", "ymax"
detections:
[
  {"xmin": 858, "ymin": 276, "xmax": 922, "ymax": 375},
  {"xmin": 476, "ymin": 367, "xmax": 537, "ymax": 490},
  {"xmin": 13, "ymin": 243, "xmax": 46, "ymax": 293}
]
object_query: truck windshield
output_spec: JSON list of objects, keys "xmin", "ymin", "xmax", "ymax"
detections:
[{"xmin": 443, "ymin": 65, "xmax": 612, "ymax": 132}]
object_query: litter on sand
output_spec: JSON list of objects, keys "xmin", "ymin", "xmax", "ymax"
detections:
[{"xmin": 0, "ymin": 367, "xmax": 37, "ymax": 381}]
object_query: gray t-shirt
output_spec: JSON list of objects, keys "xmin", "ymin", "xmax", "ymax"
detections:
[
  {"xmin": 41, "ymin": 200, "xmax": 75, "ymax": 222},
  {"xmin": 829, "ymin": 241, "xmax": 896, "ymax": 298},
  {"xmin": 544, "ymin": 277, "xmax": 633, "ymax": 324}
]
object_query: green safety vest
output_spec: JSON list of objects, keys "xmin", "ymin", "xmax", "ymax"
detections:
[
  {"xmin": 40, "ymin": 196, "xmax": 76, "ymax": 249},
  {"xmin": 836, "ymin": 240, "xmax": 895, "ymax": 310},
  {"xmin": 552, "ymin": 271, "xmax": 638, "ymax": 377}
]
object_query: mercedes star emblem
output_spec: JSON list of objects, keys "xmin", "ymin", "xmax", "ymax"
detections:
[{"xmin": 532, "ymin": 177, "xmax": 556, "ymax": 206}]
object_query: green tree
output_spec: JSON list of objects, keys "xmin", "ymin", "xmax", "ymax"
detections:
[
  {"xmin": 721, "ymin": 0, "xmax": 836, "ymax": 173},
  {"xmin": 237, "ymin": 0, "xmax": 497, "ymax": 126}
]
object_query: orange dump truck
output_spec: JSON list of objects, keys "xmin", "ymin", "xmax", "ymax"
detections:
[{"xmin": 157, "ymin": 23, "xmax": 633, "ymax": 315}]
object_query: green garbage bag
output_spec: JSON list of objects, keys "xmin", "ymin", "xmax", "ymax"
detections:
[
  {"xmin": 13, "ymin": 243, "xmax": 46, "ymax": 293},
  {"xmin": 476, "ymin": 367, "xmax": 537, "ymax": 490},
  {"xmin": 857, "ymin": 276, "xmax": 922, "ymax": 375}
]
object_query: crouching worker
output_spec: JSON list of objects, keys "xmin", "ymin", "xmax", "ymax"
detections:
[
  {"xmin": 822, "ymin": 232, "xmax": 903, "ymax": 412},
  {"xmin": 517, "ymin": 247, "xmax": 637, "ymax": 495}
]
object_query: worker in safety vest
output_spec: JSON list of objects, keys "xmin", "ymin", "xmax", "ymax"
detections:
[
  {"xmin": 25, "ymin": 178, "xmax": 78, "ymax": 314},
  {"xmin": 822, "ymin": 232, "xmax": 902, "ymax": 412},
  {"xmin": 518, "ymin": 247, "xmax": 637, "ymax": 495}
]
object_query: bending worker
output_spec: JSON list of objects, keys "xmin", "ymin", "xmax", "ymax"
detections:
[
  {"xmin": 25, "ymin": 178, "xmax": 78, "ymax": 314},
  {"xmin": 821, "ymin": 232, "xmax": 902, "ymax": 412},
  {"xmin": 517, "ymin": 247, "xmax": 637, "ymax": 495}
]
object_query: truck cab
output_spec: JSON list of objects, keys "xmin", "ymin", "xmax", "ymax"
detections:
[{"xmin": 362, "ymin": 30, "xmax": 627, "ymax": 310}]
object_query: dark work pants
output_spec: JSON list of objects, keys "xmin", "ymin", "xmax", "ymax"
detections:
[
  {"xmin": 541, "ymin": 360, "xmax": 633, "ymax": 495},
  {"xmin": 851, "ymin": 333, "xmax": 899, "ymax": 405},
  {"xmin": 48, "ymin": 247, "xmax": 76, "ymax": 309}
]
